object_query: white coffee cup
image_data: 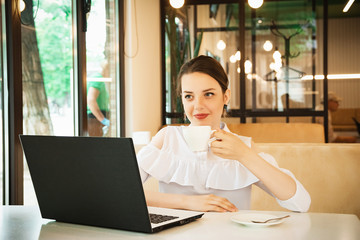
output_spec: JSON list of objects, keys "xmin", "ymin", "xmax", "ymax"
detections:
[{"xmin": 182, "ymin": 126, "xmax": 212, "ymax": 152}]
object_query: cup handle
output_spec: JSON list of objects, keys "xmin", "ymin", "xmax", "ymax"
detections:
[
  {"xmin": 208, "ymin": 130, "xmax": 217, "ymax": 146},
  {"xmin": 208, "ymin": 137, "xmax": 216, "ymax": 145}
]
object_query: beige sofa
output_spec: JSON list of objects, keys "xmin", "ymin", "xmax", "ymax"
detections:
[
  {"xmin": 163, "ymin": 123, "xmax": 325, "ymax": 143},
  {"xmin": 253, "ymin": 143, "xmax": 360, "ymax": 218},
  {"xmin": 227, "ymin": 123, "xmax": 325, "ymax": 143},
  {"xmin": 142, "ymin": 143, "xmax": 360, "ymax": 218},
  {"xmin": 331, "ymin": 108, "xmax": 360, "ymax": 131}
]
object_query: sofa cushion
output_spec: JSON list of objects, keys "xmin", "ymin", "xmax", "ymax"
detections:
[
  {"xmin": 227, "ymin": 123, "xmax": 325, "ymax": 143},
  {"xmin": 331, "ymin": 108, "xmax": 359, "ymax": 131},
  {"xmin": 252, "ymin": 143, "xmax": 360, "ymax": 218}
]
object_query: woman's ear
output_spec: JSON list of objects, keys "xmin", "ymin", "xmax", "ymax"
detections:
[{"xmin": 224, "ymin": 89, "xmax": 231, "ymax": 105}]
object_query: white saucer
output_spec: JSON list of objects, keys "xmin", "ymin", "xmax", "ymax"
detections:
[{"xmin": 231, "ymin": 213, "xmax": 287, "ymax": 227}]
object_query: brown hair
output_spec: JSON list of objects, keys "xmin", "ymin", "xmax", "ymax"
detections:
[{"xmin": 177, "ymin": 55, "xmax": 229, "ymax": 94}]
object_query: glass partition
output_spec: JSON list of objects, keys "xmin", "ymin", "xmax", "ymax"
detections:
[
  {"xmin": 197, "ymin": 4, "xmax": 242, "ymax": 112},
  {"xmin": 164, "ymin": 5, "xmax": 195, "ymax": 124},
  {"xmin": 21, "ymin": 0, "xmax": 74, "ymax": 205},
  {"xmin": 164, "ymin": 3, "xmax": 242, "ymax": 124},
  {"xmin": 162, "ymin": 1, "xmax": 328, "ymax": 126},
  {"xmin": 324, "ymin": 9, "xmax": 360, "ymax": 140},
  {"xmin": 86, "ymin": 0, "xmax": 119, "ymax": 137},
  {"xmin": 20, "ymin": 0, "xmax": 123, "ymax": 204},
  {"xmin": 246, "ymin": 0, "xmax": 320, "ymax": 114}
]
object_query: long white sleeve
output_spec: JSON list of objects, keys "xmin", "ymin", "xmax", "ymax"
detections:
[{"xmin": 256, "ymin": 152, "xmax": 311, "ymax": 212}]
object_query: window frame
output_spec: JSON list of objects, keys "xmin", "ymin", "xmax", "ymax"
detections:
[
  {"xmin": 160, "ymin": 0, "xmax": 329, "ymax": 142},
  {"xmin": 2, "ymin": 0, "xmax": 125, "ymax": 205}
]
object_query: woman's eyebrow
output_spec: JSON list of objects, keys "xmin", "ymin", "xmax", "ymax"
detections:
[
  {"xmin": 182, "ymin": 88, "xmax": 216, "ymax": 93},
  {"xmin": 203, "ymin": 88, "xmax": 216, "ymax": 92}
]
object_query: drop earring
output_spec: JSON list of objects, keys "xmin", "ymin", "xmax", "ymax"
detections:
[
  {"xmin": 222, "ymin": 104, "xmax": 228, "ymax": 117},
  {"xmin": 183, "ymin": 113, "xmax": 188, "ymax": 123}
]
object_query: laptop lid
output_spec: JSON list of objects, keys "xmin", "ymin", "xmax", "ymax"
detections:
[
  {"xmin": 20, "ymin": 135, "xmax": 154, "ymax": 232},
  {"xmin": 20, "ymin": 135, "xmax": 203, "ymax": 233},
  {"xmin": 20, "ymin": 135, "xmax": 203, "ymax": 232}
]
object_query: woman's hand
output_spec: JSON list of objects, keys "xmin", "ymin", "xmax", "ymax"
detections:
[
  {"xmin": 210, "ymin": 130, "xmax": 297, "ymax": 201},
  {"xmin": 145, "ymin": 191, "xmax": 237, "ymax": 212},
  {"xmin": 184, "ymin": 194, "xmax": 238, "ymax": 212},
  {"xmin": 210, "ymin": 130, "xmax": 252, "ymax": 161}
]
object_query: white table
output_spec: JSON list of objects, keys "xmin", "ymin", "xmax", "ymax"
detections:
[{"xmin": 1, "ymin": 206, "xmax": 359, "ymax": 240}]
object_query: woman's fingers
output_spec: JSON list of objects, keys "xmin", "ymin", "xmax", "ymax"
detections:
[
  {"xmin": 186, "ymin": 194, "xmax": 238, "ymax": 212},
  {"xmin": 210, "ymin": 136, "xmax": 234, "ymax": 156},
  {"xmin": 206, "ymin": 194, "xmax": 238, "ymax": 212},
  {"xmin": 210, "ymin": 130, "xmax": 250, "ymax": 160},
  {"xmin": 211, "ymin": 129, "xmax": 228, "ymax": 140}
]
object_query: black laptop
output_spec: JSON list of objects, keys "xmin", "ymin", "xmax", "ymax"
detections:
[{"xmin": 19, "ymin": 135, "xmax": 203, "ymax": 233}]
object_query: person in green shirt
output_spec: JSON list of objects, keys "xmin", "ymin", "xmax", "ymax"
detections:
[{"xmin": 87, "ymin": 62, "xmax": 110, "ymax": 136}]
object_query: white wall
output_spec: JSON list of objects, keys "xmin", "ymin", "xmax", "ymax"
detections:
[{"xmin": 125, "ymin": 0, "xmax": 162, "ymax": 138}]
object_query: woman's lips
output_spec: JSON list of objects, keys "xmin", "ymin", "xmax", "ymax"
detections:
[{"xmin": 194, "ymin": 114, "xmax": 209, "ymax": 119}]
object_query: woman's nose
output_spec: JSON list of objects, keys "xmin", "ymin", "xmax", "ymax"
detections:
[{"xmin": 194, "ymin": 97, "xmax": 205, "ymax": 109}]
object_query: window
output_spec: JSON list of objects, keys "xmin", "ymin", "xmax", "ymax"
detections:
[
  {"xmin": 15, "ymin": 0, "xmax": 124, "ymax": 205},
  {"xmin": 162, "ymin": 0, "xmax": 331, "ymax": 138},
  {"xmin": 86, "ymin": 0, "xmax": 119, "ymax": 137},
  {"xmin": 21, "ymin": 0, "xmax": 74, "ymax": 205}
]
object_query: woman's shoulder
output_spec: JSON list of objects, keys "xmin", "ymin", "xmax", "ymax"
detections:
[
  {"xmin": 159, "ymin": 125, "xmax": 184, "ymax": 135},
  {"xmin": 150, "ymin": 125, "xmax": 184, "ymax": 149}
]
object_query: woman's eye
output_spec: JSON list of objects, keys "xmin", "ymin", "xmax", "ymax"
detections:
[
  {"xmin": 184, "ymin": 95, "xmax": 193, "ymax": 99},
  {"xmin": 205, "ymin": 92, "xmax": 214, "ymax": 97}
]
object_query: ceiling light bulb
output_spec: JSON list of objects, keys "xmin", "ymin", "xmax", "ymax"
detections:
[
  {"xmin": 20, "ymin": 0, "xmax": 26, "ymax": 12},
  {"xmin": 274, "ymin": 58, "xmax": 282, "ymax": 65},
  {"xmin": 273, "ymin": 50, "xmax": 281, "ymax": 60},
  {"xmin": 235, "ymin": 51, "xmax": 241, "ymax": 61},
  {"xmin": 174, "ymin": 17, "xmax": 180, "ymax": 24},
  {"xmin": 248, "ymin": 0, "xmax": 264, "ymax": 9},
  {"xmin": 245, "ymin": 59, "xmax": 252, "ymax": 74},
  {"xmin": 263, "ymin": 40, "xmax": 273, "ymax": 51},
  {"xmin": 269, "ymin": 62, "xmax": 275, "ymax": 70},
  {"xmin": 274, "ymin": 61, "xmax": 282, "ymax": 71},
  {"xmin": 217, "ymin": 40, "xmax": 226, "ymax": 51},
  {"xmin": 169, "ymin": 0, "xmax": 185, "ymax": 9},
  {"xmin": 230, "ymin": 55, "xmax": 236, "ymax": 63}
]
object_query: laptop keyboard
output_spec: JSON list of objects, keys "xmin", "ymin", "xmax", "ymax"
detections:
[{"xmin": 149, "ymin": 213, "xmax": 179, "ymax": 224}]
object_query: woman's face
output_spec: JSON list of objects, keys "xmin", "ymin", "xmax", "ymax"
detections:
[{"xmin": 181, "ymin": 72, "xmax": 230, "ymax": 129}]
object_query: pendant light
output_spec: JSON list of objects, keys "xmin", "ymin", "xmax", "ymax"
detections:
[
  {"xmin": 170, "ymin": 0, "xmax": 185, "ymax": 9},
  {"xmin": 248, "ymin": 0, "xmax": 264, "ymax": 9}
]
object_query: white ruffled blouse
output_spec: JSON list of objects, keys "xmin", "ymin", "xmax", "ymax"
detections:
[{"xmin": 137, "ymin": 124, "xmax": 311, "ymax": 212}]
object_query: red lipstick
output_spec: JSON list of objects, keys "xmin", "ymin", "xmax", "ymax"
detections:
[{"xmin": 194, "ymin": 114, "xmax": 209, "ymax": 119}]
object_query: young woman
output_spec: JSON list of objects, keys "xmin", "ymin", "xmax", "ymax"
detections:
[{"xmin": 137, "ymin": 55, "xmax": 311, "ymax": 212}]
